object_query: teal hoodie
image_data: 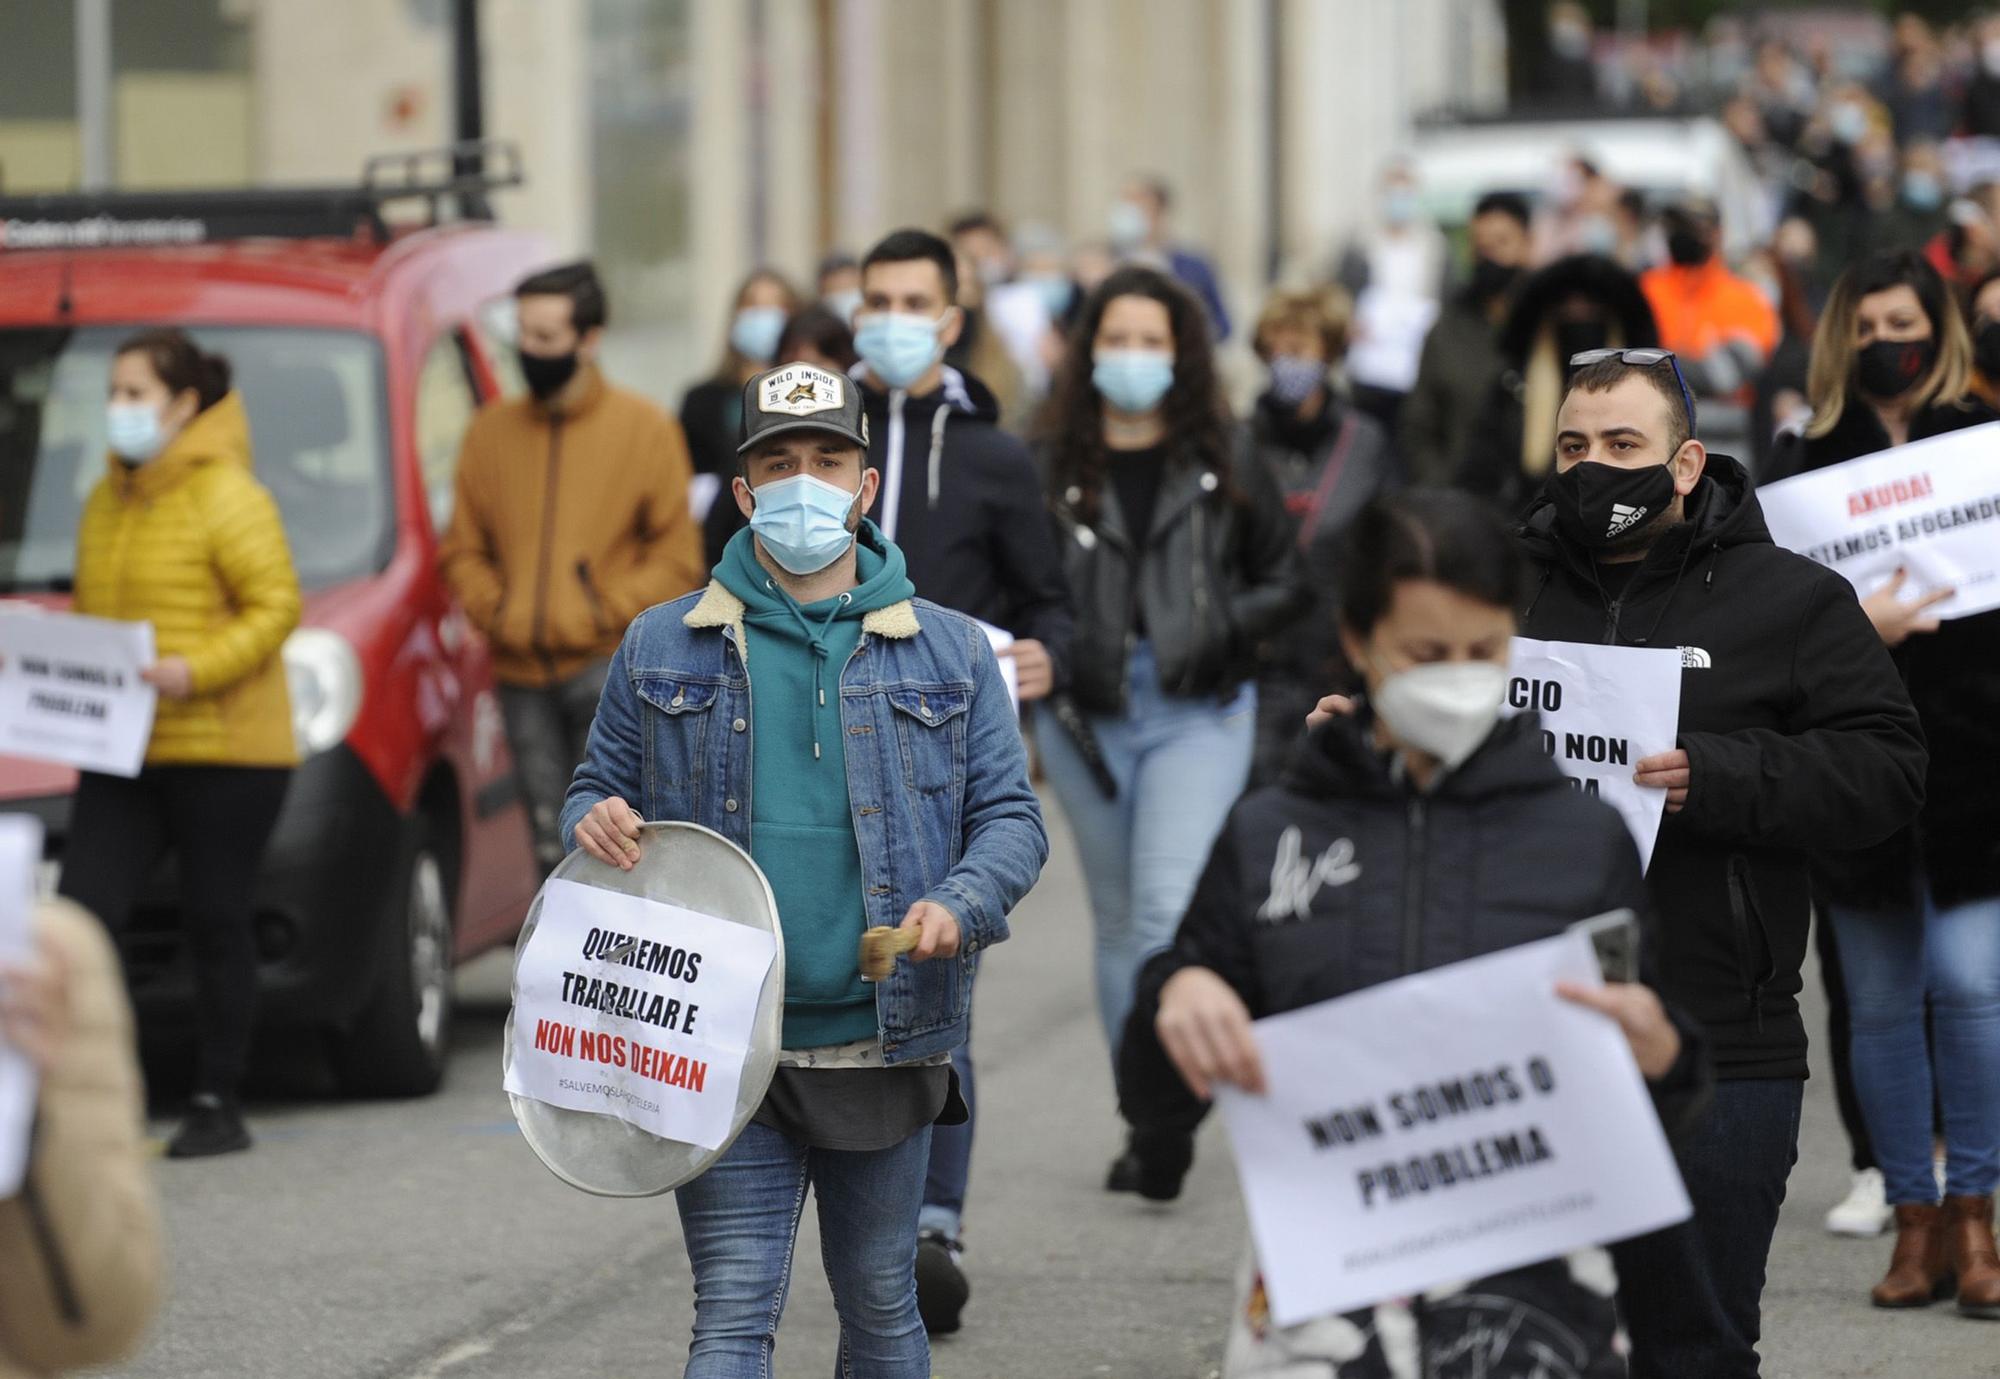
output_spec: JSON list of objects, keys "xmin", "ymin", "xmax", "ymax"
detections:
[{"xmin": 715, "ymin": 520, "xmax": 917, "ymax": 1046}]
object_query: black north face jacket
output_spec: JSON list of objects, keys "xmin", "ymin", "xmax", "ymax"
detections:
[{"xmin": 1515, "ymin": 456, "xmax": 1927, "ymax": 1080}]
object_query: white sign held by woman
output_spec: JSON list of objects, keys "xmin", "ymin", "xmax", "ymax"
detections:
[
  {"xmin": 505, "ymin": 879, "xmax": 778, "ymax": 1152},
  {"xmin": 0, "ymin": 609, "xmax": 157, "ymax": 777},
  {"xmin": 1505, "ymin": 637, "xmax": 1682, "ymax": 871},
  {"xmin": 1214, "ymin": 930, "xmax": 1691, "ymax": 1327},
  {"xmin": 1758, "ymin": 421, "xmax": 2000, "ymax": 619}
]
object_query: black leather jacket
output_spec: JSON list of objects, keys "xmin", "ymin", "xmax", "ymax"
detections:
[{"xmin": 1050, "ymin": 432, "xmax": 1306, "ymax": 714}]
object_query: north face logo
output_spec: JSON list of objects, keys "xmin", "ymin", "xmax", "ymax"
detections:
[
  {"xmin": 1680, "ymin": 646, "xmax": 1713, "ymax": 669},
  {"xmin": 1606, "ymin": 502, "xmax": 1648, "ymax": 539}
]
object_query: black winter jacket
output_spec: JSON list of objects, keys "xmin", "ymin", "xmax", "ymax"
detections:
[
  {"xmin": 1517, "ymin": 456, "xmax": 1927, "ymax": 1079},
  {"xmin": 1121, "ymin": 712, "xmax": 1710, "ymax": 1132},
  {"xmin": 855, "ymin": 367, "xmax": 1075, "ymax": 684},
  {"xmin": 1767, "ymin": 397, "xmax": 2000, "ymax": 910},
  {"xmin": 1051, "ymin": 430, "xmax": 1307, "ymax": 714}
]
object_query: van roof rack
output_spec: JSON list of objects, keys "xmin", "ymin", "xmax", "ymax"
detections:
[{"xmin": 0, "ymin": 140, "xmax": 523, "ymax": 251}]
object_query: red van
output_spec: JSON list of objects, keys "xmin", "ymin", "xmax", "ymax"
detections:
[{"xmin": 0, "ymin": 148, "xmax": 549, "ymax": 1094}]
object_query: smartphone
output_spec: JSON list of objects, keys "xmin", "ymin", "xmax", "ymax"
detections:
[{"xmin": 1570, "ymin": 909, "xmax": 1640, "ymax": 984}]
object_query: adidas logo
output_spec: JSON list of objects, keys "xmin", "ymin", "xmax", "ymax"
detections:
[
  {"xmin": 1680, "ymin": 646, "xmax": 1712, "ymax": 669},
  {"xmin": 1606, "ymin": 502, "xmax": 1648, "ymax": 539}
]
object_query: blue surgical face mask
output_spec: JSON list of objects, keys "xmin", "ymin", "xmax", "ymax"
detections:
[
  {"xmin": 854, "ymin": 311, "xmax": 945, "ymax": 390},
  {"xmin": 1024, "ymin": 273, "xmax": 1075, "ymax": 321},
  {"xmin": 823, "ymin": 288, "xmax": 863, "ymax": 325},
  {"xmin": 1903, "ymin": 170, "xmax": 1944, "ymax": 211},
  {"xmin": 1108, "ymin": 200, "xmax": 1150, "ymax": 251},
  {"xmin": 1093, "ymin": 349, "xmax": 1176, "ymax": 414},
  {"xmin": 748, "ymin": 472, "xmax": 863, "ymax": 575},
  {"xmin": 730, "ymin": 305, "xmax": 788, "ymax": 364},
  {"xmin": 1383, "ymin": 188, "xmax": 1421, "ymax": 227},
  {"xmin": 106, "ymin": 402, "xmax": 168, "ymax": 463}
]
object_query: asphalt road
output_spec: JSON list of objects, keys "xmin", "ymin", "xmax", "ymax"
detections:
[{"xmin": 108, "ymin": 800, "xmax": 1995, "ymax": 1379}]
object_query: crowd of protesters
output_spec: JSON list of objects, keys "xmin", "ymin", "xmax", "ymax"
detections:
[{"xmin": 8, "ymin": 11, "xmax": 2000, "ymax": 1379}]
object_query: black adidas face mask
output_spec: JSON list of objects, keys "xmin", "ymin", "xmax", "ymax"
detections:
[{"xmin": 1548, "ymin": 459, "xmax": 1678, "ymax": 552}]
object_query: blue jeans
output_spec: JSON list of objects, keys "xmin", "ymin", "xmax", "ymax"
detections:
[
  {"xmin": 1038, "ymin": 644, "xmax": 1255, "ymax": 1060},
  {"xmin": 920, "ymin": 1038, "xmax": 974, "ymax": 1241},
  {"xmin": 674, "ymin": 1120, "xmax": 932, "ymax": 1378},
  {"xmin": 1613, "ymin": 1078, "xmax": 1803, "ymax": 1379},
  {"xmin": 1831, "ymin": 887, "xmax": 2000, "ymax": 1204}
]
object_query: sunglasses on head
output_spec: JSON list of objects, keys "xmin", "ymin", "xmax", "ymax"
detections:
[{"xmin": 1567, "ymin": 347, "xmax": 1698, "ymax": 436}]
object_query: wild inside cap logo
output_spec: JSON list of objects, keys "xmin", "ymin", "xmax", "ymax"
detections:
[{"xmin": 759, "ymin": 365, "xmax": 844, "ymax": 418}]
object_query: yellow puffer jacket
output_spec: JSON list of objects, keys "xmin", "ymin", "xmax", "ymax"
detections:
[{"xmin": 72, "ymin": 392, "xmax": 301, "ymax": 767}]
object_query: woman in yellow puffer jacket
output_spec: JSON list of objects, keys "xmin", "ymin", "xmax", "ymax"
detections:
[{"xmin": 59, "ymin": 327, "xmax": 300, "ymax": 1160}]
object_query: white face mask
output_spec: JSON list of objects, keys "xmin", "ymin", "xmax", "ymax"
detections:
[{"xmin": 1370, "ymin": 660, "xmax": 1510, "ymax": 771}]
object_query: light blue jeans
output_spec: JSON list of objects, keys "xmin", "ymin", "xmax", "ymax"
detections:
[
  {"xmin": 1037, "ymin": 643, "xmax": 1255, "ymax": 1061},
  {"xmin": 674, "ymin": 1120, "xmax": 932, "ymax": 1378},
  {"xmin": 1831, "ymin": 887, "xmax": 2000, "ymax": 1205}
]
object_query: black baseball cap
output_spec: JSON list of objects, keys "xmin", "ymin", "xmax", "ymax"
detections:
[{"xmin": 737, "ymin": 363, "xmax": 870, "ymax": 454}]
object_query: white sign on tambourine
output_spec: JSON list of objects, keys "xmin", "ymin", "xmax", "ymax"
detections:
[{"xmin": 1759, "ymin": 421, "xmax": 2000, "ymax": 620}]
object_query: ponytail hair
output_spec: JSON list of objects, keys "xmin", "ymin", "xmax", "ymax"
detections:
[{"xmin": 114, "ymin": 327, "xmax": 232, "ymax": 413}]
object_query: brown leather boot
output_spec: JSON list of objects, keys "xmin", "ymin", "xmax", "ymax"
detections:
[
  {"xmin": 1872, "ymin": 1203, "xmax": 1952, "ymax": 1308},
  {"xmin": 1945, "ymin": 1194, "xmax": 2000, "ymax": 1318}
]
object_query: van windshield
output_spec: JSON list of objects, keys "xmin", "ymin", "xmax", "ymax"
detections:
[{"xmin": 0, "ymin": 326, "xmax": 393, "ymax": 594}]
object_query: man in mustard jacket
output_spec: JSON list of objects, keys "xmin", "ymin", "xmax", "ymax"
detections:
[{"xmin": 439, "ymin": 262, "xmax": 703, "ymax": 868}]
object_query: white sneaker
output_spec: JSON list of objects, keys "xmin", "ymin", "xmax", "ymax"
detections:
[{"xmin": 1825, "ymin": 1168, "xmax": 1893, "ymax": 1238}]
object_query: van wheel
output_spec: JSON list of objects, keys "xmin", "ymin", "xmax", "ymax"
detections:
[{"xmin": 334, "ymin": 820, "xmax": 454, "ymax": 1096}]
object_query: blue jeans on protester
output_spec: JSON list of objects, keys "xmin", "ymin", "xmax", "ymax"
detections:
[
  {"xmin": 1613, "ymin": 1078, "xmax": 1804, "ymax": 1379},
  {"xmin": 1831, "ymin": 887, "xmax": 2000, "ymax": 1204},
  {"xmin": 1037, "ymin": 642, "xmax": 1256, "ymax": 1058},
  {"xmin": 920, "ymin": 1039, "xmax": 975, "ymax": 1241},
  {"xmin": 675, "ymin": 1121, "xmax": 933, "ymax": 1379}
]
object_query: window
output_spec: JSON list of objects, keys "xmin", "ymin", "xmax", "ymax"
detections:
[
  {"xmin": 0, "ymin": 325, "xmax": 392, "ymax": 592},
  {"xmin": 415, "ymin": 329, "xmax": 480, "ymax": 535}
]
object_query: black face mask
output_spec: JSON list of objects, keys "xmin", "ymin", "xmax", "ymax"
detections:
[
  {"xmin": 1554, "ymin": 319, "xmax": 1610, "ymax": 367},
  {"xmin": 1977, "ymin": 321, "xmax": 2000, "ymax": 379},
  {"xmin": 1666, "ymin": 230, "xmax": 1711, "ymax": 267},
  {"xmin": 1855, "ymin": 337, "xmax": 1936, "ymax": 400},
  {"xmin": 519, "ymin": 348, "xmax": 581, "ymax": 400},
  {"xmin": 1548, "ymin": 460, "xmax": 1678, "ymax": 551},
  {"xmin": 1469, "ymin": 257, "xmax": 1521, "ymax": 303}
]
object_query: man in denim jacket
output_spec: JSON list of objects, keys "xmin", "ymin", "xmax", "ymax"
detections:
[{"xmin": 561, "ymin": 362, "xmax": 1047, "ymax": 1379}]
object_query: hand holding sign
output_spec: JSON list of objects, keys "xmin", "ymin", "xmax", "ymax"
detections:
[
  {"xmin": 1862, "ymin": 567, "xmax": 1954, "ymax": 647},
  {"xmin": 1633, "ymin": 748, "xmax": 1691, "ymax": 814},
  {"xmin": 1157, "ymin": 965, "xmax": 1266, "ymax": 1099},
  {"xmin": 1554, "ymin": 980, "xmax": 1681, "ymax": 1078},
  {"xmin": 139, "ymin": 655, "xmax": 195, "ymax": 701}
]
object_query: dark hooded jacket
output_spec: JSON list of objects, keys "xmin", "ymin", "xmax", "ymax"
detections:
[
  {"xmin": 1455, "ymin": 255, "xmax": 1660, "ymax": 514},
  {"xmin": 1117, "ymin": 712, "xmax": 1709, "ymax": 1373},
  {"xmin": 1766, "ymin": 396, "xmax": 2000, "ymax": 911},
  {"xmin": 1516, "ymin": 456, "xmax": 1927, "ymax": 1079},
  {"xmin": 1121, "ymin": 710, "xmax": 1710, "ymax": 1137},
  {"xmin": 859, "ymin": 366, "xmax": 1075, "ymax": 686}
]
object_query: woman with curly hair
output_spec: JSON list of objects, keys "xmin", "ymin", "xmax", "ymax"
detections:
[{"xmin": 1036, "ymin": 265, "xmax": 1305, "ymax": 1199}]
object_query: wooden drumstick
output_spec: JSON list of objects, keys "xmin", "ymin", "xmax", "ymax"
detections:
[{"xmin": 858, "ymin": 925, "xmax": 923, "ymax": 982}]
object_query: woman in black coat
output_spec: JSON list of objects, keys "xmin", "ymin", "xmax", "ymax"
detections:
[
  {"xmin": 1119, "ymin": 490, "xmax": 1708, "ymax": 1376},
  {"xmin": 1766, "ymin": 249, "xmax": 2000, "ymax": 1317}
]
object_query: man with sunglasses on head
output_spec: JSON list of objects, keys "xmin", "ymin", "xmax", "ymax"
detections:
[{"xmin": 1515, "ymin": 349, "xmax": 1926, "ymax": 1378}]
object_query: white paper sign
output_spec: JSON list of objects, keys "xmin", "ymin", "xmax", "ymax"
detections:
[
  {"xmin": 0, "ymin": 610, "xmax": 157, "ymax": 778},
  {"xmin": 504, "ymin": 879, "xmax": 777, "ymax": 1152},
  {"xmin": 1215, "ymin": 931, "xmax": 1691, "ymax": 1327},
  {"xmin": 973, "ymin": 617, "xmax": 1019, "ymax": 713},
  {"xmin": 0, "ymin": 814, "xmax": 44, "ymax": 1198},
  {"xmin": 1505, "ymin": 636, "xmax": 1682, "ymax": 872},
  {"xmin": 1759, "ymin": 421, "xmax": 2000, "ymax": 620}
]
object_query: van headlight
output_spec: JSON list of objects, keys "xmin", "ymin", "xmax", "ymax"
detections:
[{"xmin": 283, "ymin": 628, "xmax": 363, "ymax": 757}]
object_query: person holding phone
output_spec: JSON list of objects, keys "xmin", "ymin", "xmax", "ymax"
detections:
[{"xmin": 1118, "ymin": 490, "xmax": 1708, "ymax": 1376}]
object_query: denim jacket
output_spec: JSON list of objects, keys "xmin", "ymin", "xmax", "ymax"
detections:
[{"xmin": 560, "ymin": 579, "xmax": 1048, "ymax": 1064}]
